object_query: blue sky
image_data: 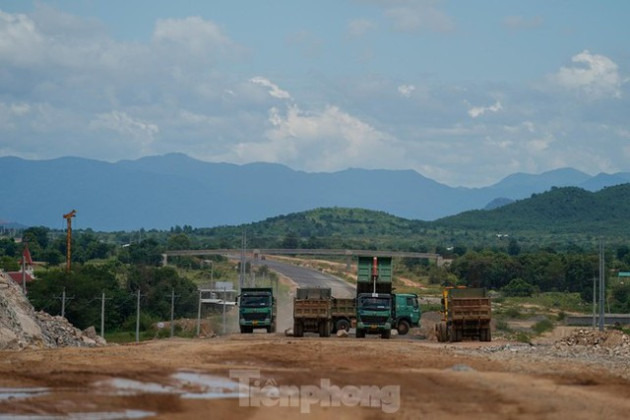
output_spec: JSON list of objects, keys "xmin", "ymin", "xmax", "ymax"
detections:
[{"xmin": 1, "ymin": 1, "xmax": 629, "ymax": 187}]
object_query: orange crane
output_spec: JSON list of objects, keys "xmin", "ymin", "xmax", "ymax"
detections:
[{"xmin": 63, "ymin": 210, "xmax": 76, "ymax": 272}]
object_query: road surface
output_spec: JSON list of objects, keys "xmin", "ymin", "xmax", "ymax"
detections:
[{"xmin": 254, "ymin": 257, "xmax": 355, "ymax": 298}]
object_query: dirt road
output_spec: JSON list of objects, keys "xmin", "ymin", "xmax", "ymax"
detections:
[{"xmin": 1, "ymin": 333, "xmax": 629, "ymax": 419}]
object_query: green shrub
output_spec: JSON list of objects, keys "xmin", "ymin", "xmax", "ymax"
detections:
[
  {"xmin": 532, "ymin": 318, "xmax": 554, "ymax": 335},
  {"xmin": 502, "ymin": 278, "xmax": 536, "ymax": 297},
  {"xmin": 504, "ymin": 307, "xmax": 523, "ymax": 319},
  {"xmin": 495, "ymin": 319, "xmax": 511, "ymax": 332}
]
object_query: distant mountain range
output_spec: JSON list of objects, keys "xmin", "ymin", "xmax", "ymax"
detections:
[{"xmin": 1, "ymin": 153, "xmax": 629, "ymax": 231}]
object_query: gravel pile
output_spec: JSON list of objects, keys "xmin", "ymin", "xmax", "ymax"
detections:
[
  {"xmin": 36, "ymin": 311, "xmax": 106, "ymax": 348},
  {"xmin": 460, "ymin": 329, "xmax": 630, "ymax": 381},
  {"xmin": 0, "ymin": 273, "xmax": 106, "ymax": 350},
  {"xmin": 553, "ymin": 328, "xmax": 630, "ymax": 358}
]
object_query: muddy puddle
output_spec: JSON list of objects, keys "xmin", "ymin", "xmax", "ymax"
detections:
[
  {"xmin": 0, "ymin": 370, "xmax": 241, "ymax": 418},
  {"xmin": 95, "ymin": 370, "xmax": 243, "ymax": 400}
]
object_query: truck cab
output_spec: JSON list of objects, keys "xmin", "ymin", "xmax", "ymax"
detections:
[
  {"xmin": 392, "ymin": 293, "xmax": 421, "ymax": 335},
  {"xmin": 237, "ymin": 288, "xmax": 276, "ymax": 333},
  {"xmin": 355, "ymin": 292, "xmax": 393, "ymax": 339}
]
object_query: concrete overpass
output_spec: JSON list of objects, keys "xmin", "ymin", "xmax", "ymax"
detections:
[{"xmin": 162, "ymin": 248, "xmax": 443, "ymax": 267}]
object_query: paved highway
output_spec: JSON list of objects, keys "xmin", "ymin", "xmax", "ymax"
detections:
[{"xmin": 253, "ymin": 258, "xmax": 355, "ymax": 298}]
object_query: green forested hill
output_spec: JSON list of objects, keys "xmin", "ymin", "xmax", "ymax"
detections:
[
  {"xmin": 198, "ymin": 208, "xmax": 430, "ymax": 250},
  {"xmin": 196, "ymin": 184, "xmax": 630, "ymax": 251},
  {"xmin": 437, "ymin": 184, "xmax": 630, "ymax": 236}
]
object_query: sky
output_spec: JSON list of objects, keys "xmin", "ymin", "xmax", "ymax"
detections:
[{"xmin": 1, "ymin": 1, "xmax": 629, "ymax": 187}]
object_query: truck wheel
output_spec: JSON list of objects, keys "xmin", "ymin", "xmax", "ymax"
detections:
[
  {"xmin": 450, "ymin": 327, "xmax": 462, "ymax": 342},
  {"xmin": 381, "ymin": 329, "xmax": 391, "ymax": 339},
  {"xmin": 397, "ymin": 320, "xmax": 410, "ymax": 336},
  {"xmin": 293, "ymin": 321, "xmax": 303, "ymax": 337},
  {"xmin": 323, "ymin": 322, "xmax": 331, "ymax": 338},
  {"xmin": 480, "ymin": 328, "xmax": 491, "ymax": 342},
  {"xmin": 436, "ymin": 324, "xmax": 445, "ymax": 342},
  {"xmin": 335, "ymin": 319, "xmax": 350, "ymax": 332},
  {"xmin": 356, "ymin": 328, "xmax": 365, "ymax": 338},
  {"xmin": 448, "ymin": 326, "xmax": 459, "ymax": 342}
]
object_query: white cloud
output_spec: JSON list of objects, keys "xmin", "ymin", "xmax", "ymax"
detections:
[
  {"xmin": 502, "ymin": 15, "xmax": 543, "ymax": 30},
  {"xmin": 249, "ymin": 77, "xmax": 292, "ymax": 99},
  {"xmin": 398, "ymin": 84, "xmax": 415, "ymax": 97},
  {"xmin": 10, "ymin": 103, "xmax": 31, "ymax": 116},
  {"xmin": 550, "ymin": 50, "xmax": 622, "ymax": 99},
  {"xmin": 153, "ymin": 16, "xmax": 234, "ymax": 56},
  {"xmin": 1, "ymin": 6, "xmax": 630, "ymax": 189},
  {"xmin": 0, "ymin": 10, "xmax": 44, "ymax": 66},
  {"xmin": 89, "ymin": 111, "xmax": 159, "ymax": 146},
  {"xmin": 468, "ymin": 101, "xmax": 503, "ymax": 118},
  {"xmin": 380, "ymin": 0, "xmax": 455, "ymax": 33},
  {"xmin": 348, "ymin": 18, "xmax": 376, "ymax": 37},
  {"xmin": 229, "ymin": 104, "xmax": 403, "ymax": 172}
]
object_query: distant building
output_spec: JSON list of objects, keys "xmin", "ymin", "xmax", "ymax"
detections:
[{"xmin": 2, "ymin": 244, "xmax": 36, "ymax": 289}]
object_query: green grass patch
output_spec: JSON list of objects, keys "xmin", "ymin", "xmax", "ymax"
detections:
[
  {"xmin": 421, "ymin": 303, "xmax": 442, "ymax": 313},
  {"xmin": 503, "ymin": 292, "xmax": 588, "ymax": 313},
  {"xmin": 495, "ymin": 319, "xmax": 512, "ymax": 332},
  {"xmin": 104, "ymin": 330, "xmax": 154, "ymax": 344},
  {"xmin": 532, "ymin": 318, "xmax": 555, "ymax": 335}
]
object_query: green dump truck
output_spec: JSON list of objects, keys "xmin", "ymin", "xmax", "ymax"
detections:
[
  {"xmin": 331, "ymin": 293, "xmax": 420, "ymax": 335},
  {"xmin": 355, "ymin": 256, "xmax": 394, "ymax": 339},
  {"xmin": 392, "ymin": 293, "xmax": 421, "ymax": 335},
  {"xmin": 435, "ymin": 287, "xmax": 491, "ymax": 342},
  {"xmin": 354, "ymin": 256, "xmax": 421, "ymax": 338},
  {"xmin": 293, "ymin": 287, "xmax": 332, "ymax": 337},
  {"xmin": 237, "ymin": 287, "xmax": 276, "ymax": 333}
]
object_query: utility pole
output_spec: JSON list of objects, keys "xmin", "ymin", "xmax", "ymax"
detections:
[
  {"xmin": 56, "ymin": 287, "xmax": 74, "ymax": 318},
  {"xmin": 599, "ymin": 240, "xmax": 606, "ymax": 331},
  {"xmin": 102, "ymin": 292, "xmax": 106, "ymax": 338},
  {"xmin": 196, "ymin": 289, "xmax": 202, "ymax": 337},
  {"xmin": 135, "ymin": 289, "xmax": 142, "ymax": 343},
  {"xmin": 592, "ymin": 276, "xmax": 596, "ymax": 329},
  {"xmin": 170, "ymin": 288, "xmax": 180, "ymax": 338},
  {"xmin": 222, "ymin": 285, "xmax": 227, "ymax": 335},
  {"xmin": 99, "ymin": 292, "xmax": 112, "ymax": 338},
  {"xmin": 239, "ymin": 231, "xmax": 246, "ymax": 291}
]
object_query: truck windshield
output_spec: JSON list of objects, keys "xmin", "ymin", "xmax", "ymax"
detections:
[
  {"xmin": 359, "ymin": 297, "xmax": 391, "ymax": 310},
  {"xmin": 241, "ymin": 296, "xmax": 270, "ymax": 307},
  {"xmin": 408, "ymin": 297, "xmax": 419, "ymax": 308}
]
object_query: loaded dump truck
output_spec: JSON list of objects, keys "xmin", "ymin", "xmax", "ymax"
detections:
[
  {"xmin": 355, "ymin": 256, "xmax": 394, "ymax": 339},
  {"xmin": 435, "ymin": 287, "xmax": 491, "ymax": 342},
  {"xmin": 293, "ymin": 287, "xmax": 332, "ymax": 337},
  {"xmin": 354, "ymin": 256, "xmax": 421, "ymax": 338},
  {"xmin": 331, "ymin": 297, "xmax": 355, "ymax": 333},
  {"xmin": 392, "ymin": 293, "xmax": 421, "ymax": 335},
  {"xmin": 237, "ymin": 288, "xmax": 276, "ymax": 333},
  {"xmin": 331, "ymin": 293, "xmax": 421, "ymax": 335}
]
